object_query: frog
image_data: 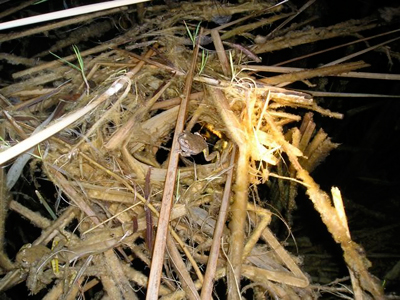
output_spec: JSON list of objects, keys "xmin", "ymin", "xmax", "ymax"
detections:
[
  {"xmin": 16, "ymin": 243, "xmax": 55, "ymax": 294},
  {"xmin": 177, "ymin": 131, "xmax": 218, "ymax": 162},
  {"xmin": 16, "ymin": 243, "xmax": 51, "ymax": 269}
]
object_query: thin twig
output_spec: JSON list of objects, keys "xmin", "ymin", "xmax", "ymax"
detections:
[{"xmin": 264, "ymin": 0, "xmax": 317, "ymax": 40}]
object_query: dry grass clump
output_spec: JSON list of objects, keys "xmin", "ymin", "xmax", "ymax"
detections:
[{"xmin": 1, "ymin": 1, "xmax": 395, "ymax": 299}]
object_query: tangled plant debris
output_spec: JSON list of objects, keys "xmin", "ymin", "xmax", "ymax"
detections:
[{"xmin": 0, "ymin": 0, "xmax": 399, "ymax": 299}]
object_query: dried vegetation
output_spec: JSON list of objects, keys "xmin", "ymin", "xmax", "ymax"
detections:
[{"xmin": 0, "ymin": 0, "xmax": 399, "ymax": 299}]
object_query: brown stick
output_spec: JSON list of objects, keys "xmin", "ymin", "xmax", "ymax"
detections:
[
  {"xmin": 145, "ymin": 29, "xmax": 202, "ymax": 299},
  {"xmin": 211, "ymin": 29, "xmax": 230, "ymax": 77},
  {"xmin": 166, "ymin": 233, "xmax": 201, "ymax": 300},
  {"xmin": 0, "ymin": 0, "xmax": 36, "ymax": 20},
  {"xmin": 201, "ymin": 147, "xmax": 236, "ymax": 300},
  {"xmin": 144, "ymin": 168, "xmax": 154, "ymax": 253}
]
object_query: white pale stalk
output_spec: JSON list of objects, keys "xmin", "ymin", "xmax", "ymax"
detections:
[{"xmin": 0, "ymin": 0, "xmax": 149, "ymax": 31}]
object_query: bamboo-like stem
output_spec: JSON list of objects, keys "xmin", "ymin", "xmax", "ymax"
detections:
[
  {"xmin": 227, "ymin": 145, "xmax": 249, "ymax": 300},
  {"xmin": 206, "ymin": 86, "xmax": 249, "ymax": 298},
  {"xmin": 146, "ymin": 29, "xmax": 202, "ymax": 300},
  {"xmin": 201, "ymin": 147, "xmax": 236, "ymax": 300}
]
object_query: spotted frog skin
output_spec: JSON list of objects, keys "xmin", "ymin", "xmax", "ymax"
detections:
[
  {"xmin": 178, "ymin": 131, "xmax": 218, "ymax": 162},
  {"xmin": 16, "ymin": 243, "xmax": 51, "ymax": 268}
]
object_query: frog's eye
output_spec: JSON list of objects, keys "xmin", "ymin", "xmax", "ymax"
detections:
[{"xmin": 194, "ymin": 132, "xmax": 205, "ymax": 140}]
